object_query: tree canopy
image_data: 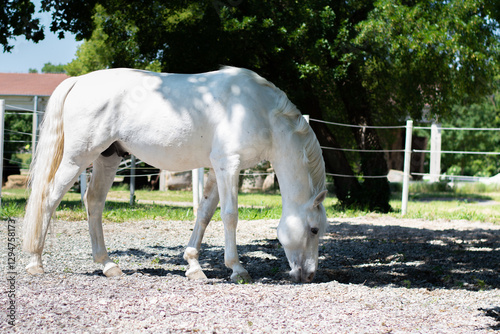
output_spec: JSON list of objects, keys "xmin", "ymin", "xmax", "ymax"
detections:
[
  {"xmin": 2, "ymin": 0, "xmax": 499, "ymax": 211},
  {"xmin": 441, "ymin": 79, "xmax": 500, "ymax": 177}
]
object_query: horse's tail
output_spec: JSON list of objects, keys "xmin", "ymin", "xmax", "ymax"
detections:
[{"xmin": 23, "ymin": 77, "xmax": 78, "ymax": 253}]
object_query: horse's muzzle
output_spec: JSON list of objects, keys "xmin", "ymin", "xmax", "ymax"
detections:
[{"xmin": 289, "ymin": 267, "xmax": 316, "ymax": 283}]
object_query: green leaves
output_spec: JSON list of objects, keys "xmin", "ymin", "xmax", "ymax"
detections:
[
  {"xmin": 353, "ymin": 0, "xmax": 499, "ymax": 119},
  {"xmin": 0, "ymin": 0, "xmax": 45, "ymax": 52}
]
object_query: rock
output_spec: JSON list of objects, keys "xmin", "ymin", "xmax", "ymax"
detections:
[
  {"xmin": 387, "ymin": 169, "xmax": 408, "ymax": 183},
  {"xmin": 4, "ymin": 174, "xmax": 28, "ymax": 189},
  {"xmin": 262, "ymin": 170, "xmax": 276, "ymax": 192},
  {"xmin": 482, "ymin": 173, "xmax": 500, "ymax": 185},
  {"xmin": 166, "ymin": 171, "xmax": 192, "ymax": 190}
]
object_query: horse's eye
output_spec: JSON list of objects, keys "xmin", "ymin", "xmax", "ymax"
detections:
[{"xmin": 311, "ymin": 227, "xmax": 319, "ymax": 235}]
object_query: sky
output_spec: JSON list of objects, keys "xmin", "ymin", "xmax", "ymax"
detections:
[{"xmin": 0, "ymin": 1, "xmax": 81, "ymax": 73}]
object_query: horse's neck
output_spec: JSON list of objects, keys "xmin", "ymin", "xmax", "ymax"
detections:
[{"xmin": 270, "ymin": 134, "xmax": 312, "ymax": 208}]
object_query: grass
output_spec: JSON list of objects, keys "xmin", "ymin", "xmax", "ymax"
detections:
[{"xmin": 1, "ymin": 183, "xmax": 498, "ymax": 224}]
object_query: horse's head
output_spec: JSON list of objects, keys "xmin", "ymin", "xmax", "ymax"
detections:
[{"xmin": 277, "ymin": 190, "xmax": 328, "ymax": 283}]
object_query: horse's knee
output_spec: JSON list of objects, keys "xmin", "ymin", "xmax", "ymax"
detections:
[{"xmin": 221, "ymin": 211, "xmax": 238, "ymax": 226}]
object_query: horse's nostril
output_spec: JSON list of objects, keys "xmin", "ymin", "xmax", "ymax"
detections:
[{"xmin": 303, "ymin": 271, "xmax": 315, "ymax": 283}]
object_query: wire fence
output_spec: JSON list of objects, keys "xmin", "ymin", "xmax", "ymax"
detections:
[
  {"xmin": 309, "ymin": 118, "xmax": 500, "ymax": 180},
  {"xmin": 5, "ymin": 105, "xmax": 497, "ymax": 181},
  {"xmin": 1, "ymin": 101, "xmax": 499, "ymax": 213}
]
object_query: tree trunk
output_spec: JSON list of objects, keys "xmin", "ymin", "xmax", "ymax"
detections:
[
  {"xmin": 309, "ymin": 121, "xmax": 362, "ymax": 206},
  {"xmin": 302, "ymin": 92, "xmax": 363, "ymax": 207},
  {"xmin": 338, "ymin": 77, "xmax": 392, "ymax": 212}
]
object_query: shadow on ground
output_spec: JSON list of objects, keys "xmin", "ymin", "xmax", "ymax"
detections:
[
  {"xmin": 100, "ymin": 220, "xmax": 500, "ymax": 291},
  {"xmin": 315, "ymin": 222, "xmax": 500, "ymax": 290}
]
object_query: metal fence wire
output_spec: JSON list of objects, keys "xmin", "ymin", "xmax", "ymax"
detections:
[{"xmin": 0, "ymin": 102, "xmax": 499, "ymax": 214}]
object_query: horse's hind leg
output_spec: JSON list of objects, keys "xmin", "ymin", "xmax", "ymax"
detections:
[
  {"xmin": 184, "ymin": 169, "xmax": 219, "ymax": 280},
  {"xmin": 83, "ymin": 154, "xmax": 122, "ymax": 277},
  {"xmin": 25, "ymin": 157, "xmax": 92, "ymax": 274}
]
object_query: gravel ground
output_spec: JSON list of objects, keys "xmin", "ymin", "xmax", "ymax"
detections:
[{"xmin": 1, "ymin": 215, "xmax": 500, "ymax": 333}]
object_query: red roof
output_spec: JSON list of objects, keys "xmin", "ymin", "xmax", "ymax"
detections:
[{"xmin": 0, "ymin": 73, "xmax": 69, "ymax": 96}]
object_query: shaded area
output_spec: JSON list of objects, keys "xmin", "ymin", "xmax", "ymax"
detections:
[
  {"xmin": 479, "ymin": 307, "xmax": 500, "ymax": 331},
  {"xmin": 94, "ymin": 220, "xmax": 500, "ymax": 291},
  {"xmin": 315, "ymin": 222, "xmax": 500, "ymax": 290},
  {"xmin": 410, "ymin": 194, "xmax": 495, "ymax": 203}
]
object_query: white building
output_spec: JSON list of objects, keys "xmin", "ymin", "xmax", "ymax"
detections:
[
  {"xmin": 0, "ymin": 72, "xmax": 69, "ymax": 151},
  {"xmin": 0, "ymin": 72, "xmax": 69, "ymax": 112}
]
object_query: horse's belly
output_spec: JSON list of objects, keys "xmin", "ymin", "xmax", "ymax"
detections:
[{"xmin": 121, "ymin": 141, "xmax": 213, "ymax": 172}]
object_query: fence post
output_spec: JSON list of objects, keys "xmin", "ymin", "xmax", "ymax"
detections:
[
  {"xmin": 192, "ymin": 168, "xmax": 204, "ymax": 215},
  {"xmin": 0, "ymin": 100, "xmax": 5, "ymax": 207},
  {"xmin": 159, "ymin": 170, "xmax": 167, "ymax": 191},
  {"xmin": 130, "ymin": 155, "xmax": 136, "ymax": 205},
  {"xmin": 402, "ymin": 120, "xmax": 413, "ymax": 216},
  {"xmin": 32, "ymin": 96, "xmax": 40, "ymax": 154},
  {"xmin": 429, "ymin": 123, "xmax": 442, "ymax": 182},
  {"xmin": 80, "ymin": 172, "xmax": 87, "ymax": 203}
]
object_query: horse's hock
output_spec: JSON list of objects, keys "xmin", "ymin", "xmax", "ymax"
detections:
[{"xmin": 4, "ymin": 174, "xmax": 28, "ymax": 189}]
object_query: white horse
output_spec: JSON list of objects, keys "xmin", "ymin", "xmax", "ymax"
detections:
[{"xmin": 23, "ymin": 67, "xmax": 327, "ymax": 283}]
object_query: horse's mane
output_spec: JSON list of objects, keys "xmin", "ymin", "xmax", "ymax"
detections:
[
  {"xmin": 223, "ymin": 66, "xmax": 326, "ymax": 195},
  {"xmin": 272, "ymin": 91, "xmax": 326, "ymax": 195}
]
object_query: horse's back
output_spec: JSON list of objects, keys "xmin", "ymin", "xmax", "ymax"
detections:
[{"xmin": 61, "ymin": 68, "xmax": 277, "ymax": 171}]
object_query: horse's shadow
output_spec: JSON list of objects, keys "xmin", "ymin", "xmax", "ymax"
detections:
[{"xmin": 89, "ymin": 220, "xmax": 500, "ymax": 291}]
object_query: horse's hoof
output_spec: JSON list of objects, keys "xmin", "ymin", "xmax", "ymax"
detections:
[
  {"xmin": 103, "ymin": 263, "xmax": 123, "ymax": 277},
  {"xmin": 186, "ymin": 268, "xmax": 208, "ymax": 280},
  {"xmin": 26, "ymin": 264, "xmax": 44, "ymax": 275},
  {"xmin": 231, "ymin": 271, "xmax": 252, "ymax": 284}
]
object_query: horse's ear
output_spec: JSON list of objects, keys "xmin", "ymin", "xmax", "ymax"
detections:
[{"xmin": 313, "ymin": 190, "xmax": 328, "ymax": 208}]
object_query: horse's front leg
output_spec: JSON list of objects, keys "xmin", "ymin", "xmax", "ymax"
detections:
[
  {"xmin": 212, "ymin": 157, "xmax": 252, "ymax": 283},
  {"xmin": 84, "ymin": 154, "xmax": 123, "ymax": 277},
  {"xmin": 184, "ymin": 169, "xmax": 219, "ymax": 280}
]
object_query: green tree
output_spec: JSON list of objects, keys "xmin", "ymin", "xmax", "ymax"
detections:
[
  {"xmin": 0, "ymin": 0, "xmax": 44, "ymax": 52},
  {"xmin": 65, "ymin": 4, "xmax": 161, "ymax": 76},
  {"xmin": 41, "ymin": 62, "xmax": 66, "ymax": 73},
  {"xmin": 2, "ymin": 112, "xmax": 31, "ymax": 182},
  {"xmin": 441, "ymin": 85, "xmax": 500, "ymax": 177}
]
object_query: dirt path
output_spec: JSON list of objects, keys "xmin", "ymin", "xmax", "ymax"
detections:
[{"xmin": 1, "ymin": 216, "xmax": 499, "ymax": 333}]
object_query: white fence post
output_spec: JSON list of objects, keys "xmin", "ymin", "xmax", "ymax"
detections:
[
  {"xmin": 0, "ymin": 100, "xmax": 5, "ymax": 207},
  {"xmin": 402, "ymin": 120, "xmax": 413, "ymax": 216},
  {"xmin": 79, "ymin": 172, "xmax": 87, "ymax": 203},
  {"xmin": 32, "ymin": 96, "xmax": 40, "ymax": 154},
  {"xmin": 429, "ymin": 123, "xmax": 442, "ymax": 182},
  {"xmin": 192, "ymin": 168, "xmax": 204, "ymax": 215},
  {"xmin": 130, "ymin": 155, "xmax": 136, "ymax": 205},
  {"xmin": 159, "ymin": 170, "xmax": 167, "ymax": 191}
]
